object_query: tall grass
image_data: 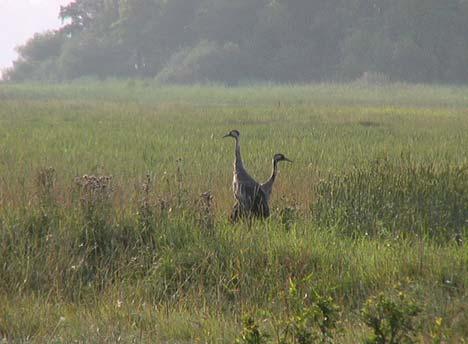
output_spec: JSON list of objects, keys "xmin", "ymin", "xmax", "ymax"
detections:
[
  {"xmin": 0, "ymin": 82, "xmax": 467, "ymax": 342},
  {"xmin": 313, "ymin": 156, "xmax": 467, "ymax": 238},
  {"xmin": 2, "ymin": 80, "xmax": 468, "ymax": 107},
  {"xmin": 1, "ymin": 199, "xmax": 466, "ymax": 341}
]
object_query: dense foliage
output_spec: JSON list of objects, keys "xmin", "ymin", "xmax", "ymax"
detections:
[{"xmin": 5, "ymin": 0, "xmax": 468, "ymax": 83}]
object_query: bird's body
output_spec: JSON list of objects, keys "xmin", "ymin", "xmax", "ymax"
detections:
[
  {"xmin": 224, "ymin": 130, "xmax": 269, "ymax": 221},
  {"xmin": 223, "ymin": 130, "xmax": 292, "ymax": 222},
  {"xmin": 231, "ymin": 137, "xmax": 261, "ymax": 208}
]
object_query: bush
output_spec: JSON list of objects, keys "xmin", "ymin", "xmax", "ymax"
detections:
[
  {"xmin": 237, "ymin": 317, "xmax": 269, "ymax": 344},
  {"xmin": 237, "ymin": 276, "xmax": 341, "ymax": 344},
  {"xmin": 362, "ymin": 288, "xmax": 421, "ymax": 344}
]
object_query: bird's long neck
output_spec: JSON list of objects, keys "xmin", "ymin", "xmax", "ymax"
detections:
[
  {"xmin": 234, "ymin": 137, "xmax": 245, "ymax": 172},
  {"xmin": 262, "ymin": 159, "xmax": 279, "ymax": 195}
]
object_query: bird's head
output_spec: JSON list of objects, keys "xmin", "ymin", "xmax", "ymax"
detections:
[
  {"xmin": 223, "ymin": 129, "xmax": 240, "ymax": 139},
  {"xmin": 274, "ymin": 153, "xmax": 293, "ymax": 163}
]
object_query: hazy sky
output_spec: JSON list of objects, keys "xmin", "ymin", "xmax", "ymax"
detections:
[{"xmin": 0, "ymin": 0, "xmax": 71, "ymax": 75}]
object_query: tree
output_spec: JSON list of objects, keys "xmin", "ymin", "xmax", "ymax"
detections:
[
  {"xmin": 4, "ymin": 31, "xmax": 64, "ymax": 81},
  {"xmin": 5, "ymin": 0, "xmax": 468, "ymax": 83},
  {"xmin": 59, "ymin": 0, "xmax": 106, "ymax": 35}
]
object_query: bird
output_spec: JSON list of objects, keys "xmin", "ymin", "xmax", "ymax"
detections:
[
  {"xmin": 223, "ymin": 129, "xmax": 269, "ymax": 222},
  {"xmin": 260, "ymin": 153, "xmax": 293, "ymax": 204}
]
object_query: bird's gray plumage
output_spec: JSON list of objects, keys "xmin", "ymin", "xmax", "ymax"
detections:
[
  {"xmin": 260, "ymin": 153, "xmax": 293, "ymax": 203},
  {"xmin": 223, "ymin": 130, "xmax": 269, "ymax": 221}
]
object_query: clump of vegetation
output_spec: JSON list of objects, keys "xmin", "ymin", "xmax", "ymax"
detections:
[
  {"xmin": 136, "ymin": 174, "xmax": 156, "ymax": 239},
  {"xmin": 30, "ymin": 167, "xmax": 58, "ymax": 239},
  {"xmin": 198, "ymin": 191, "xmax": 215, "ymax": 232},
  {"xmin": 237, "ymin": 276, "xmax": 341, "ymax": 344},
  {"xmin": 74, "ymin": 174, "xmax": 113, "ymax": 222},
  {"xmin": 430, "ymin": 317, "xmax": 447, "ymax": 344},
  {"xmin": 313, "ymin": 157, "xmax": 467, "ymax": 238},
  {"xmin": 277, "ymin": 204, "xmax": 300, "ymax": 231},
  {"xmin": 74, "ymin": 174, "xmax": 114, "ymax": 254},
  {"xmin": 278, "ymin": 276, "xmax": 340, "ymax": 343},
  {"xmin": 237, "ymin": 316, "xmax": 269, "ymax": 344},
  {"xmin": 34, "ymin": 167, "xmax": 57, "ymax": 207},
  {"xmin": 361, "ymin": 288, "xmax": 422, "ymax": 344}
]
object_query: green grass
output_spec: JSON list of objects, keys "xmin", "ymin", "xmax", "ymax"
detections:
[{"xmin": 0, "ymin": 81, "xmax": 467, "ymax": 342}]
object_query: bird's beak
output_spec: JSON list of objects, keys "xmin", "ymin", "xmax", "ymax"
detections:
[
  {"xmin": 284, "ymin": 157, "xmax": 293, "ymax": 163},
  {"xmin": 222, "ymin": 134, "xmax": 231, "ymax": 138}
]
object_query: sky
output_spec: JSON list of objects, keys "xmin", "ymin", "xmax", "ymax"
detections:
[{"xmin": 0, "ymin": 0, "xmax": 71, "ymax": 76}]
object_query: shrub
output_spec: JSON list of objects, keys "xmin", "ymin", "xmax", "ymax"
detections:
[
  {"xmin": 280, "ymin": 276, "xmax": 340, "ymax": 343},
  {"xmin": 237, "ymin": 276, "xmax": 341, "ymax": 344},
  {"xmin": 362, "ymin": 288, "xmax": 421, "ymax": 344},
  {"xmin": 237, "ymin": 316, "xmax": 269, "ymax": 344}
]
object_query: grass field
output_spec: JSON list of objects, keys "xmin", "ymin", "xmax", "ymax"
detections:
[{"xmin": 0, "ymin": 81, "xmax": 467, "ymax": 343}]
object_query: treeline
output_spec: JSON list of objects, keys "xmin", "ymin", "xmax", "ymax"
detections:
[{"xmin": 5, "ymin": 0, "xmax": 468, "ymax": 84}]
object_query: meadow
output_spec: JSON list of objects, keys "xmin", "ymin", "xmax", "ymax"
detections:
[{"xmin": 0, "ymin": 81, "xmax": 467, "ymax": 343}]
